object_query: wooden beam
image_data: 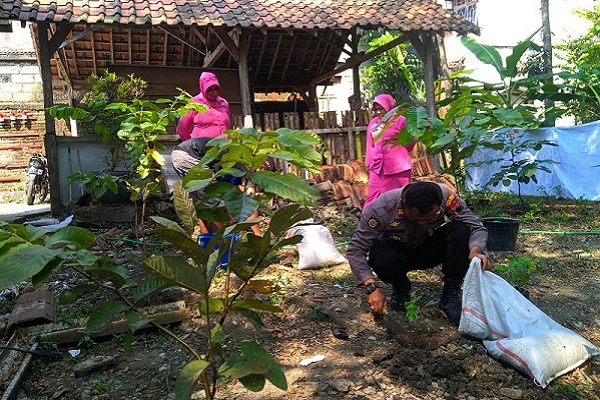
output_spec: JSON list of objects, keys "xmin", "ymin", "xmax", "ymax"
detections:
[
  {"xmin": 281, "ymin": 34, "xmax": 297, "ymax": 80},
  {"xmin": 110, "ymin": 29, "xmax": 115, "ymax": 64},
  {"xmin": 48, "ymin": 23, "xmax": 74, "ymax": 54},
  {"xmin": 146, "ymin": 29, "xmax": 150, "ymax": 64},
  {"xmin": 254, "ymin": 34, "xmax": 268, "ymax": 80},
  {"xmin": 314, "ymin": 30, "xmax": 351, "ymax": 57},
  {"xmin": 163, "ymin": 31, "xmax": 168, "ymax": 65},
  {"xmin": 213, "ymin": 27, "xmax": 240, "ymax": 63},
  {"xmin": 90, "ymin": 31, "xmax": 97, "ymax": 74},
  {"xmin": 310, "ymin": 34, "xmax": 409, "ymax": 85},
  {"xmin": 157, "ymin": 26, "xmax": 205, "ymax": 56},
  {"xmin": 191, "ymin": 26, "xmax": 207, "ymax": 46},
  {"xmin": 203, "ymin": 41, "xmax": 227, "ymax": 68},
  {"xmin": 69, "ymin": 41, "xmax": 80, "ymax": 80},
  {"xmin": 268, "ymin": 35, "xmax": 283, "ymax": 81}
]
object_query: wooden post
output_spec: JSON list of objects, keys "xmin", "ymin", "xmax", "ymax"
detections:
[
  {"xmin": 237, "ymin": 36, "xmax": 252, "ymax": 127},
  {"xmin": 38, "ymin": 23, "xmax": 61, "ymax": 216}
]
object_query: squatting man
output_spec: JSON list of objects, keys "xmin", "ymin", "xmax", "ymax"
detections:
[{"xmin": 346, "ymin": 181, "xmax": 493, "ymax": 326}]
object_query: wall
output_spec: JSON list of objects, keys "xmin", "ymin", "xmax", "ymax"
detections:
[{"xmin": 0, "ymin": 22, "xmax": 47, "ymax": 194}]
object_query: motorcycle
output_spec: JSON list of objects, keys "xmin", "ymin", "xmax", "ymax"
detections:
[{"xmin": 25, "ymin": 153, "xmax": 49, "ymax": 205}]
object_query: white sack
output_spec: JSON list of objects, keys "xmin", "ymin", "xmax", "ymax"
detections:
[
  {"xmin": 460, "ymin": 258, "xmax": 599, "ymax": 388},
  {"xmin": 288, "ymin": 224, "xmax": 348, "ymax": 270}
]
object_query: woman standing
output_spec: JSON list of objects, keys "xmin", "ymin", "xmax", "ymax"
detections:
[
  {"xmin": 176, "ymin": 71, "xmax": 231, "ymax": 140},
  {"xmin": 363, "ymin": 94, "xmax": 415, "ymax": 209}
]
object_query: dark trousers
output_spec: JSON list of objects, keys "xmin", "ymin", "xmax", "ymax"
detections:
[{"xmin": 368, "ymin": 221, "xmax": 471, "ymax": 285}]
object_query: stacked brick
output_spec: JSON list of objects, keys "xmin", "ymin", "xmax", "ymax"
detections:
[{"xmin": 310, "ymin": 159, "xmax": 368, "ymax": 210}]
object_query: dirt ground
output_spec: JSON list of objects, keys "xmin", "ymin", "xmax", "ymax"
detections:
[{"xmin": 4, "ymin": 195, "xmax": 600, "ymax": 400}]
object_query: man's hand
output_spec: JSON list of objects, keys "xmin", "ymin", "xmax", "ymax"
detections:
[
  {"xmin": 469, "ymin": 246, "xmax": 492, "ymax": 270},
  {"xmin": 368, "ymin": 289, "xmax": 387, "ymax": 314}
]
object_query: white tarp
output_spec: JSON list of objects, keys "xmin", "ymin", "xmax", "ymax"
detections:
[{"xmin": 465, "ymin": 120, "xmax": 600, "ymax": 200}]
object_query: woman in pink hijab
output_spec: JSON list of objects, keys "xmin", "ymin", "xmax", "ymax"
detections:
[
  {"xmin": 363, "ymin": 93, "xmax": 415, "ymax": 209},
  {"xmin": 176, "ymin": 71, "xmax": 231, "ymax": 140}
]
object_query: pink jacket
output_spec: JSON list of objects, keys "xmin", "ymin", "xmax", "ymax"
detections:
[
  {"xmin": 176, "ymin": 72, "xmax": 231, "ymax": 140},
  {"xmin": 365, "ymin": 94, "xmax": 414, "ymax": 175}
]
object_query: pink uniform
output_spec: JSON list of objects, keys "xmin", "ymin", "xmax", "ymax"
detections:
[
  {"xmin": 176, "ymin": 72, "xmax": 231, "ymax": 140},
  {"xmin": 363, "ymin": 94, "xmax": 415, "ymax": 209}
]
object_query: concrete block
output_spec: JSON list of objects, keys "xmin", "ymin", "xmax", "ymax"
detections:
[
  {"xmin": 11, "ymin": 74, "xmax": 37, "ymax": 84},
  {"xmin": 18, "ymin": 65, "xmax": 40, "ymax": 76}
]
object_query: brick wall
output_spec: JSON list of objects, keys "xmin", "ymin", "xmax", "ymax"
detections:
[
  {"xmin": 0, "ymin": 32, "xmax": 63, "ymax": 193},
  {"xmin": 0, "ymin": 110, "xmax": 46, "ymax": 191}
]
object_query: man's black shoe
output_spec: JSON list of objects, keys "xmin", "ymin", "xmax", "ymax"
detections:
[
  {"xmin": 389, "ymin": 276, "xmax": 411, "ymax": 312},
  {"xmin": 439, "ymin": 278, "xmax": 463, "ymax": 326}
]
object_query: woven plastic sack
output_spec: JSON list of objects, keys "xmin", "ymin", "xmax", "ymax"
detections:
[
  {"xmin": 460, "ymin": 258, "xmax": 599, "ymax": 388},
  {"xmin": 288, "ymin": 224, "xmax": 348, "ymax": 270}
]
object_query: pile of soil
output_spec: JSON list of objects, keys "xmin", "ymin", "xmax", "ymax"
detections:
[{"xmin": 4, "ymin": 197, "xmax": 600, "ymax": 400}]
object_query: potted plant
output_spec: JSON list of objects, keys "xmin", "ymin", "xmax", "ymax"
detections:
[{"xmin": 67, "ymin": 171, "xmax": 130, "ymax": 204}]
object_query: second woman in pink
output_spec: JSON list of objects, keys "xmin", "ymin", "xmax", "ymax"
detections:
[{"xmin": 363, "ymin": 93, "xmax": 415, "ymax": 209}]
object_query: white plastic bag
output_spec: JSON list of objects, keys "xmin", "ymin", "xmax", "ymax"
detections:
[
  {"xmin": 460, "ymin": 258, "xmax": 599, "ymax": 388},
  {"xmin": 288, "ymin": 224, "xmax": 348, "ymax": 270}
]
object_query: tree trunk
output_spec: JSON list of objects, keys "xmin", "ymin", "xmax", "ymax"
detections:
[{"xmin": 541, "ymin": 0, "xmax": 555, "ymax": 125}]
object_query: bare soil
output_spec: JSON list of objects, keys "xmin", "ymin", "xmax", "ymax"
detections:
[{"xmin": 5, "ymin": 195, "xmax": 600, "ymax": 400}]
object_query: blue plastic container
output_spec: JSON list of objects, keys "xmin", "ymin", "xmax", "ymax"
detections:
[{"xmin": 198, "ymin": 233, "xmax": 240, "ymax": 268}]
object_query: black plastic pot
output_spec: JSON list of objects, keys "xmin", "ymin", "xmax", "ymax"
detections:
[
  {"xmin": 482, "ymin": 217, "xmax": 520, "ymax": 251},
  {"xmin": 96, "ymin": 183, "xmax": 132, "ymax": 204}
]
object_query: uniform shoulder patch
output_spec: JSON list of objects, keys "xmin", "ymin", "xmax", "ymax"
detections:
[
  {"xmin": 367, "ymin": 216, "xmax": 381, "ymax": 229},
  {"xmin": 445, "ymin": 193, "xmax": 464, "ymax": 215}
]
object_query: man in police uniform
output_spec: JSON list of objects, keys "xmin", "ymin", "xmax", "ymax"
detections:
[{"xmin": 346, "ymin": 181, "xmax": 492, "ymax": 326}]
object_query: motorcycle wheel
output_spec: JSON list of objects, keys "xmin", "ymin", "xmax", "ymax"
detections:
[
  {"xmin": 26, "ymin": 179, "xmax": 35, "ymax": 205},
  {"xmin": 39, "ymin": 183, "xmax": 49, "ymax": 203}
]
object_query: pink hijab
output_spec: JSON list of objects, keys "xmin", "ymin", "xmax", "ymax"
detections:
[{"xmin": 372, "ymin": 93, "xmax": 395, "ymax": 114}]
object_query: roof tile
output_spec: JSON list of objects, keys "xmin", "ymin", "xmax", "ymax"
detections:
[{"xmin": 0, "ymin": 0, "xmax": 479, "ymax": 35}]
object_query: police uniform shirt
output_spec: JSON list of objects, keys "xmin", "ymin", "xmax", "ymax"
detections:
[{"xmin": 346, "ymin": 183, "xmax": 488, "ymax": 286}]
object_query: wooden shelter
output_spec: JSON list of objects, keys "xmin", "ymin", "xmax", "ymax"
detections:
[{"xmin": 0, "ymin": 0, "xmax": 479, "ymax": 214}]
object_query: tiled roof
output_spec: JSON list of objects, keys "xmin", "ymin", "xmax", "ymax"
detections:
[{"xmin": 0, "ymin": 0, "xmax": 479, "ymax": 35}]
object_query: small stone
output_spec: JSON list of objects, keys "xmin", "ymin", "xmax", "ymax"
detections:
[
  {"xmin": 500, "ymin": 387, "xmax": 523, "ymax": 399},
  {"xmin": 328, "ymin": 379, "xmax": 352, "ymax": 393}
]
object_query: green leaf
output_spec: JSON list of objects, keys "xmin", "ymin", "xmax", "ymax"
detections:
[
  {"xmin": 87, "ymin": 263, "xmax": 132, "ymax": 289},
  {"xmin": 234, "ymin": 308, "xmax": 266, "ymax": 329},
  {"xmin": 86, "ymin": 300, "xmax": 129, "ymax": 332},
  {"xmin": 145, "ymin": 256, "xmax": 208, "ymax": 295},
  {"xmin": 151, "ymin": 228, "xmax": 208, "ymax": 267},
  {"xmin": 0, "ymin": 245, "xmax": 61, "ymax": 289},
  {"xmin": 197, "ymin": 298, "xmax": 225, "ymax": 315},
  {"xmin": 31, "ymin": 257, "xmax": 66, "ymax": 287},
  {"xmin": 44, "ymin": 227, "xmax": 95, "ymax": 249},
  {"xmin": 172, "ymin": 182, "xmax": 197, "ymax": 235},
  {"xmin": 124, "ymin": 310, "xmax": 152, "ymax": 333},
  {"xmin": 131, "ymin": 278, "xmax": 170, "ymax": 303},
  {"xmin": 224, "ymin": 189, "xmax": 259, "ymax": 223},
  {"xmin": 231, "ymin": 298, "xmax": 282, "ymax": 313},
  {"xmin": 252, "ymin": 172, "xmax": 318, "ymax": 206},
  {"xmin": 174, "ymin": 360, "xmax": 210, "ymax": 400},
  {"xmin": 58, "ymin": 284, "xmax": 98, "ymax": 304},
  {"xmin": 268, "ymin": 204, "xmax": 313, "ymax": 237},
  {"xmin": 238, "ymin": 374, "xmax": 266, "ymax": 392},
  {"xmin": 150, "ymin": 216, "xmax": 186, "ymax": 235},
  {"xmin": 219, "ymin": 341, "xmax": 287, "ymax": 391},
  {"xmin": 461, "ymin": 36, "xmax": 504, "ymax": 78}
]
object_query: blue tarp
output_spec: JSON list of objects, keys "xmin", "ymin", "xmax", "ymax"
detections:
[{"xmin": 465, "ymin": 121, "xmax": 600, "ymax": 200}]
